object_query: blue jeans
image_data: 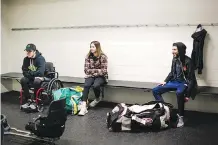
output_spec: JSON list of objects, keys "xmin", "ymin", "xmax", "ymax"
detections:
[{"xmin": 152, "ymin": 81, "xmax": 187, "ymax": 116}]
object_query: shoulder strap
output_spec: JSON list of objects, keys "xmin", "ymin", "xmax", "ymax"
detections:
[{"xmin": 143, "ymin": 101, "xmax": 173, "ymax": 109}]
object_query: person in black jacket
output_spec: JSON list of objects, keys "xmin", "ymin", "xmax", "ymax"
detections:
[
  {"xmin": 20, "ymin": 44, "xmax": 46, "ymax": 109},
  {"xmin": 152, "ymin": 42, "xmax": 197, "ymax": 128}
]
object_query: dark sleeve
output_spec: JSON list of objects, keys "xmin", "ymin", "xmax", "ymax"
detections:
[
  {"xmin": 32, "ymin": 57, "xmax": 46, "ymax": 77},
  {"xmin": 22, "ymin": 58, "xmax": 31, "ymax": 78},
  {"xmin": 164, "ymin": 61, "xmax": 173, "ymax": 82},
  {"xmin": 187, "ymin": 59, "xmax": 195, "ymax": 82},
  {"xmin": 186, "ymin": 59, "xmax": 196, "ymax": 98}
]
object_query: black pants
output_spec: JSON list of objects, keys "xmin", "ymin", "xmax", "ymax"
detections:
[
  {"xmin": 82, "ymin": 77, "xmax": 106, "ymax": 101},
  {"xmin": 20, "ymin": 77, "xmax": 42, "ymax": 103}
]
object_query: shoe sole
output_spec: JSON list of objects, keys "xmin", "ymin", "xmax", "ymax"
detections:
[
  {"xmin": 89, "ymin": 104, "xmax": 98, "ymax": 108},
  {"xmin": 89, "ymin": 101, "xmax": 101, "ymax": 108},
  {"xmin": 177, "ymin": 125, "xmax": 184, "ymax": 128},
  {"xmin": 78, "ymin": 110, "xmax": 88, "ymax": 116}
]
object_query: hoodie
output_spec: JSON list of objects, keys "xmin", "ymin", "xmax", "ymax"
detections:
[
  {"xmin": 22, "ymin": 50, "xmax": 46, "ymax": 79},
  {"xmin": 165, "ymin": 42, "xmax": 198, "ymax": 99},
  {"xmin": 174, "ymin": 42, "xmax": 186, "ymax": 64},
  {"xmin": 165, "ymin": 42, "xmax": 187, "ymax": 82}
]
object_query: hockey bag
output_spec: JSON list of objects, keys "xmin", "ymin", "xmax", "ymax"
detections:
[{"xmin": 106, "ymin": 101, "xmax": 173, "ymax": 132}]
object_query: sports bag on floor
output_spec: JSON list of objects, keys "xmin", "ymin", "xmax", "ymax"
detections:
[
  {"xmin": 52, "ymin": 86, "xmax": 83, "ymax": 115},
  {"xmin": 106, "ymin": 101, "xmax": 173, "ymax": 132}
]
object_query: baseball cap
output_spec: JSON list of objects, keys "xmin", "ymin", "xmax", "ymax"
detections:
[{"xmin": 25, "ymin": 44, "xmax": 36, "ymax": 52}]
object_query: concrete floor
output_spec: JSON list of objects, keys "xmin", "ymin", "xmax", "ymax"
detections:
[{"xmin": 1, "ymin": 91, "xmax": 218, "ymax": 145}]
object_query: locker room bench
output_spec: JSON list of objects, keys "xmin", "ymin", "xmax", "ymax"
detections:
[{"xmin": 1, "ymin": 72, "xmax": 218, "ymax": 96}]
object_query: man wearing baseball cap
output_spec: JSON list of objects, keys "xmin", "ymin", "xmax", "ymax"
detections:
[{"xmin": 20, "ymin": 43, "xmax": 46, "ymax": 109}]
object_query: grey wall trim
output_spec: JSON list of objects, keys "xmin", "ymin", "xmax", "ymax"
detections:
[{"xmin": 11, "ymin": 23, "xmax": 218, "ymax": 31}]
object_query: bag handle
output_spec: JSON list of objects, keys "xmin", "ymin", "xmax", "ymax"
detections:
[{"xmin": 142, "ymin": 101, "xmax": 173, "ymax": 109}]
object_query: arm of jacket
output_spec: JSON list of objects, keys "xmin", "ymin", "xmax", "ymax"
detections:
[
  {"xmin": 185, "ymin": 58, "xmax": 197, "ymax": 99},
  {"xmin": 22, "ymin": 58, "xmax": 32, "ymax": 78},
  {"xmin": 164, "ymin": 61, "xmax": 173, "ymax": 82},
  {"xmin": 31, "ymin": 57, "xmax": 46, "ymax": 77}
]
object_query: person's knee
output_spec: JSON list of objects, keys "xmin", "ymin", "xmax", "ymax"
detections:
[
  {"xmin": 33, "ymin": 78, "xmax": 42, "ymax": 86},
  {"xmin": 152, "ymin": 87, "xmax": 160, "ymax": 94},
  {"xmin": 84, "ymin": 83, "xmax": 92, "ymax": 89},
  {"xmin": 176, "ymin": 90, "xmax": 185, "ymax": 98},
  {"xmin": 93, "ymin": 83, "xmax": 101, "ymax": 90},
  {"xmin": 20, "ymin": 77, "xmax": 29, "ymax": 84},
  {"xmin": 176, "ymin": 90, "xmax": 185, "ymax": 96}
]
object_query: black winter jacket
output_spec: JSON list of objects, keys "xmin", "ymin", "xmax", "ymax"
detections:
[
  {"xmin": 165, "ymin": 42, "xmax": 198, "ymax": 99},
  {"xmin": 191, "ymin": 29, "xmax": 207, "ymax": 74}
]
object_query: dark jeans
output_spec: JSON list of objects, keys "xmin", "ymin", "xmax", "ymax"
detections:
[
  {"xmin": 82, "ymin": 77, "xmax": 106, "ymax": 101},
  {"xmin": 152, "ymin": 81, "xmax": 187, "ymax": 116},
  {"xmin": 20, "ymin": 77, "xmax": 42, "ymax": 103}
]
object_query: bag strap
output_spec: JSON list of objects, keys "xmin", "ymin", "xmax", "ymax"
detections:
[
  {"xmin": 142, "ymin": 101, "xmax": 173, "ymax": 109},
  {"xmin": 71, "ymin": 97, "xmax": 78, "ymax": 114}
]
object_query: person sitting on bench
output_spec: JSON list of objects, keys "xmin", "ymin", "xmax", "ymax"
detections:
[
  {"xmin": 152, "ymin": 42, "xmax": 196, "ymax": 128},
  {"xmin": 78, "ymin": 41, "xmax": 108, "ymax": 116},
  {"xmin": 20, "ymin": 44, "xmax": 46, "ymax": 109}
]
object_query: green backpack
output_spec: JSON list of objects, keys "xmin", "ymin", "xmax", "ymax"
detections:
[{"xmin": 52, "ymin": 86, "xmax": 83, "ymax": 115}]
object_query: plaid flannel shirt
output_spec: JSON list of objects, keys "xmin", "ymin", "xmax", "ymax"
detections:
[{"xmin": 84, "ymin": 54, "xmax": 108, "ymax": 81}]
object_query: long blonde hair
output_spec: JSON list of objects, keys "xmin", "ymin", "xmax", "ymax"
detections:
[{"xmin": 87, "ymin": 41, "xmax": 104, "ymax": 58}]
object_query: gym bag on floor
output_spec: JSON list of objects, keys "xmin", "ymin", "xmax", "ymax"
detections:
[
  {"xmin": 52, "ymin": 86, "xmax": 83, "ymax": 115},
  {"xmin": 106, "ymin": 101, "xmax": 173, "ymax": 132}
]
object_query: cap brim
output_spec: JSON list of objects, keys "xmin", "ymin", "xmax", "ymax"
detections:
[{"xmin": 24, "ymin": 49, "xmax": 32, "ymax": 52}]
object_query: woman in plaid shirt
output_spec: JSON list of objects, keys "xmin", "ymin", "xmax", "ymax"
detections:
[{"xmin": 78, "ymin": 41, "xmax": 108, "ymax": 116}]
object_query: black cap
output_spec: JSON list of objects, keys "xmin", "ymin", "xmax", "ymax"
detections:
[{"xmin": 25, "ymin": 44, "xmax": 36, "ymax": 52}]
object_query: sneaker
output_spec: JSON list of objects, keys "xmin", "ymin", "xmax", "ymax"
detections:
[
  {"xmin": 78, "ymin": 102, "xmax": 88, "ymax": 116},
  {"xmin": 177, "ymin": 114, "xmax": 184, "ymax": 128},
  {"xmin": 29, "ymin": 104, "xmax": 37, "ymax": 110},
  {"xmin": 20, "ymin": 99, "xmax": 33, "ymax": 109},
  {"xmin": 89, "ymin": 98, "xmax": 102, "ymax": 108},
  {"xmin": 20, "ymin": 103, "xmax": 30, "ymax": 109}
]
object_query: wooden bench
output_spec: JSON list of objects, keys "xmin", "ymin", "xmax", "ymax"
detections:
[
  {"xmin": 1, "ymin": 72, "xmax": 218, "ymax": 96},
  {"xmin": 59, "ymin": 76, "xmax": 157, "ymax": 90},
  {"xmin": 1, "ymin": 72, "xmax": 157, "ymax": 99}
]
